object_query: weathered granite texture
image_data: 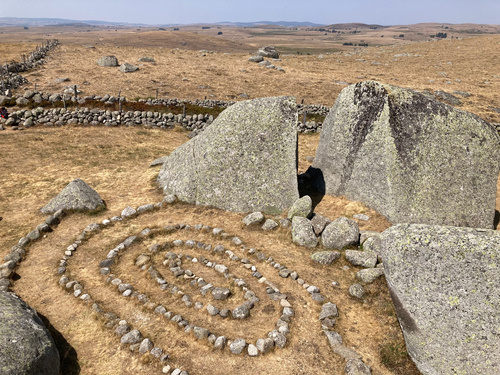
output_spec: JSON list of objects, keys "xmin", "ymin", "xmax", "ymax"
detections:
[
  {"xmin": 313, "ymin": 80, "xmax": 500, "ymax": 228},
  {"xmin": 0, "ymin": 292, "xmax": 60, "ymax": 375},
  {"xmin": 158, "ymin": 96, "xmax": 299, "ymax": 213},
  {"xmin": 380, "ymin": 224, "xmax": 500, "ymax": 375},
  {"xmin": 41, "ymin": 178, "xmax": 106, "ymax": 214}
]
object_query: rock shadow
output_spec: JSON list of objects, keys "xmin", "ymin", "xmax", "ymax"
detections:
[
  {"xmin": 495, "ymin": 210, "xmax": 500, "ymax": 229},
  {"xmin": 38, "ymin": 312, "xmax": 80, "ymax": 375},
  {"xmin": 298, "ymin": 166, "xmax": 325, "ymax": 210}
]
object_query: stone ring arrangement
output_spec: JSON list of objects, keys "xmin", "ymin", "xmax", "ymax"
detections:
[{"xmin": 35, "ymin": 196, "xmax": 367, "ymax": 374}]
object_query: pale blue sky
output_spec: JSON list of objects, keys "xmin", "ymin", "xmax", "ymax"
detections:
[{"xmin": 1, "ymin": 0, "xmax": 499, "ymax": 25}]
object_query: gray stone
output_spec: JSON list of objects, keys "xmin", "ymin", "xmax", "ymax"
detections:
[
  {"xmin": 345, "ymin": 250, "xmax": 378, "ymax": 268},
  {"xmin": 212, "ymin": 287, "xmax": 230, "ymax": 300},
  {"xmin": 121, "ymin": 206, "xmax": 136, "ymax": 218},
  {"xmin": 319, "ymin": 302, "xmax": 339, "ymax": 320},
  {"xmin": 258, "ymin": 46, "xmax": 279, "ymax": 58},
  {"xmin": 345, "ymin": 359, "xmax": 372, "ymax": 375},
  {"xmin": 242, "ymin": 212, "xmax": 265, "ymax": 226},
  {"xmin": 193, "ymin": 327, "xmax": 210, "ymax": 340},
  {"xmin": 229, "ymin": 338, "xmax": 246, "ymax": 354},
  {"xmin": 139, "ymin": 338, "xmax": 154, "ymax": 354},
  {"xmin": 97, "ymin": 55, "xmax": 119, "ymax": 67},
  {"xmin": 121, "ymin": 329, "xmax": 143, "ymax": 344},
  {"xmin": 138, "ymin": 57, "xmax": 155, "ymax": 62},
  {"xmin": 311, "ymin": 251, "xmax": 341, "ymax": 265},
  {"xmin": 313, "ymin": 81, "xmax": 500, "ymax": 229},
  {"xmin": 268, "ymin": 330, "xmax": 287, "ymax": 348},
  {"xmin": 214, "ymin": 336, "xmax": 226, "ymax": 350},
  {"xmin": 310, "ymin": 214, "xmax": 331, "ymax": 235},
  {"xmin": 380, "ymin": 223, "xmax": 500, "ymax": 375},
  {"xmin": 232, "ymin": 305, "xmax": 250, "ymax": 319},
  {"xmin": 348, "ymin": 284, "xmax": 365, "ymax": 299},
  {"xmin": 287, "ymin": 195, "xmax": 312, "ymax": 219},
  {"xmin": 150, "ymin": 156, "xmax": 168, "ymax": 167},
  {"xmin": 256, "ymin": 338, "xmax": 274, "ymax": 354},
  {"xmin": 356, "ymin": 267, "xmax": 384, "ymax": 283},
  {"xmin": 248, "ymin": 344, "xmax": 259, "ymax": 356},
  {"xmin": 321, "ymin": 217, "xmax": 359, "ymax": 249},
  {"xmin": 119, "ymin": 63, "xmax": 139, "ymax": 73},
  {"xmin": 291, "ymin": 216, "xmax": 318, "ymax": 248},
  {"xmin": 40, "ymin": 179, "xmax": 106, "ymax": 214},
  {"xmin": 262, "ymin": 219, "xmax": 278, "ymax": 230},
  {"xmin": 0, "ymin": 292, "xmax": 60, "ymax": 375},
  {"xmin": 248, "ymin": 56, "xmax": 264, "ymax": 62},
  {"xmin": 158, "ymin": 96, "xmax": 299, "ymax": 214},
  {"xmin": 435, "ymin": 90, "xmax": 461, "ymax": 106}
]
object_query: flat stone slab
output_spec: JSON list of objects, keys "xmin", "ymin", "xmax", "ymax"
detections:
[
  {"xmin": 381, "ymin": 223, "xmax": 500, "ymax": 374},
  {"xmin": 313, "ymin": 80, "xmax": 500, "ymax": 228},
  {"xmin": 158, "ymin": 96, "xmax": 299, "ymax": 214},
  {"xmin": 41, "ymin": 179, "xmax": 106, "ymax": 214}
]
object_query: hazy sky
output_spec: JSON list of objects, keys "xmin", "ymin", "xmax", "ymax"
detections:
[{"xmin": 2, "ymin": 0, "xmax": 499, "ymax": 25}]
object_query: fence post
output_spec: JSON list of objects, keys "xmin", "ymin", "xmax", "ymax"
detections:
[
  {"xmin": 302, "ymin": 111, "xmax": 307, "ymax": 125},
  {"xmin": 62, "ymin": 97, "xmax": 66, "ymax": 110},
  {"xmin": 74, "ymin": 85, "xmax": 78, "ymax": 100},
  {"xmin": 156, "ymin": 88, "xmax": 158, "ymax": 100}
]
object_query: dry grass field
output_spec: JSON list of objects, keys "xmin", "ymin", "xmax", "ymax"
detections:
[{"xmin": 1, "ymin": 23, "xmax": 500, "ymax": 375}]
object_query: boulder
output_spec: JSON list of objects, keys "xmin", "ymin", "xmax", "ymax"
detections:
[
  {"xmin": 291, "ymin": 217, "xmax": 318, "ymax": 248},
  {"xmin": 287, "ymin": 195, "xmax": 312, "ymax": 220},
  {"xmin": 119, "ymin": 63, "xmax": 139, "ymax": 73},
  {"xmin": 0, "ymin": 292, "xmax": 60, "ymax": 375},
  {"xmin": 41, "ymin": 178, "xmax": 106, "ymax": 214},
  {"xmin": 258, "ymin": 46, "xmax": 279, "ymax": 59},
  {"xmin": 313, "ymin": 80, "xmax": 500, "ymax": 229},
  {"xmin": 158, "ymin": 96, "xmax": 299, "ymax": 214},
  {"xmin": 380, "ymin": 224, "xmax": 500, "ymax": 375},
  {"xmin": 248, "ymin": 56, "xmax": 264, "ymax": 63},
  {"xmin": 321, "ymin": 217, "xmax": 359, "ymax": 250},
  {"xmin": 97, "ymin": 55, "xmax": 119, "ymax": 67}
]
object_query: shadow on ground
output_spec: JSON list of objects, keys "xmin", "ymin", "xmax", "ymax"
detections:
[{"xmin": 39, "ymin": 312, "xmax": 80, "ymax": 375}]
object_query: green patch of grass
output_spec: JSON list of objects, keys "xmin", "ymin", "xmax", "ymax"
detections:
[{"xmin": 380, "ymin": 340, "xmax": 411, "ymax": 370}]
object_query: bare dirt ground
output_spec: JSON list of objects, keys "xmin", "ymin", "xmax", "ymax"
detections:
[{"xmin": 1, "ymin": 23, "xmax": 500, "ymax": 375}]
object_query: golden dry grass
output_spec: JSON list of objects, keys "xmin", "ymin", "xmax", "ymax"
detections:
[{"xmin": 0, "ymin": 25, "xmax": 499, "ymax": 375}]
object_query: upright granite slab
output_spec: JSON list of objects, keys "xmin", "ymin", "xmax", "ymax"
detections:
[
  {"xmin": 41, "ymin": 178, "xmax": 106, "ymax": 214},
  {"xmin": 313, "ymin": 80, "xmax": 500, "ymax": 228},
  {"xmin": 0, "ymin": 292, "xmax": 60, "ymax": 375},
  {"xmin": 380, "ymin": 224, "xmax": 500, "ymax": 375},
  {"xmin": 158, "ymin": 96, "xmax": 299, "ymax": 213}
]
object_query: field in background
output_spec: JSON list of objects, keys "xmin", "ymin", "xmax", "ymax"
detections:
[{"xmin": 1, "ymin": 22, "xmax": 500, "ymax": 375}]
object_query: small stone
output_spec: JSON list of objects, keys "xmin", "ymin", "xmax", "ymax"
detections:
[
  {"xmin": 311, "ymin": 251, "xmax": 341, "ymax": 265},
  {"xmin": 345, "ymin": 358, "xmax": 372, "ymax": 375},
  {"xmin": 262, "ymin": 219, "xmax": 278, "ymax": 230},
  {"xmin": 214, "ymin": 336, "xmax": 226, "ymax": 350},
  {"xmin": 139, "ymin": 338, "xmax": 154, "ymax": 354},
  {"xmin": 353, "ymin": 214, "xmax": 370, "ymax": 221},
  {"xmin": 207, "ymin": 304, "xmax": 219, "ymax": 316},
  {"xmin": 345, "ymin": 250, "xmax": 378, "ymax": 268},
  {"xmin": 256, "ymin": 338, "xmax": 274, "ymax": 354},
  {"xmin": 212, "ymin": 287, "xmax": 231, "ymax": 300},
  {"xmin": 248, "ymin": 344, "xmax": 259, "ymax": 357},
  {"xmin": 242, "ymin": 212, "xmax": 265, "ymax": 226},
  {"xmin": 268, "ymin": 330, "xmax": 287, "ymax": 348},
  {"xmin": 320, "ymin": 302, "xmax": 339, "ymax": 320},
  {"xmin": 230, "ymin": 338, "xmax": 246, "ymax": 354},
  {"xmin": 121, "ymin": 329, "xmax": 143, "ymax": 344},
  {"xmin": 193, "ymin": 327, "xmax": 210, "ymax": 340},
  {"xmin": 121, "ymin": 206, "xmax": 137, "ymax": 218},
  {"xmin": 287, "ymin": 195, "xmax": 313, "ymax": 219},
  {"xmin": 232, "ymin": 305, "xmax": 250, "ymax": 319},
  {"xmin": 349, "ymin": 284, "xmax": 365, "ymax": 300},
  {"xmin": 356, "ymin": 267, "xmax": 385, "ymax": 283}
]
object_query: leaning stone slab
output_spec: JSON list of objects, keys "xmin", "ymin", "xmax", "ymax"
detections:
[
  {"xmin": 158, "ymin": 96, "xmax": 299, "ymax": 213},
  {"xmin": 41, "ymin": 178, "xmax": 106, "ymax": 214},
  {"xmin": 313, "ymin": 80, "xmax": 500, "ymax": 229},
  {"xmin": 0, "ymin": 292, "xmax": 60, "ymax": 375},
  {"xmin": 287, "ymin": 195, "xmax": 312, "ymax": 220},
  {"xmin": 380, "ymin": 224, "xmax": 500, "ymax": 375}
]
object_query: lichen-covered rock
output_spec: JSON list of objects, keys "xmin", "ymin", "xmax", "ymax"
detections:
[
  {"xmin": 287, "ymin": 195, "xmax": 312, "ymax": 220},
  {"xmin": 0, "ymin": 292, "xmax": 60, "ymax": 375},
  {"xmin": 380, "ymin": 224, "xmax": 500, "ymax": 375},
  {"xmin": 97, "ymin": 55, "xmax": 119, "ymax": 67},
  {"xmin": 158, "ymin": 96, "xmax": 299, "ymax": 213},
  {"xmin": 41, "ymin": 178, "xmax": 106, "ymax": 214},
  {"xmin": 291, "ymin": 217, "xmax": 318, "ymax": 248},
  {"xmin": 311, "ymin": 251, "xmax": 341, "ymax": 265},
  {"xmin": 321, "ymin": 217, "xmax": 359, "ymax": 249},
  {"xmin": 313, "ymin": 80, "xmax": 500, "ymax": 229},
  {"xmin": 242, "ymin": 212, "xmax": 265, "ymax": 226}
]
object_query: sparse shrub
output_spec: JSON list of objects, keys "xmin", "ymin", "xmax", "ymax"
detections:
[{"xmin": 399, "ymin": 34, "xmax": 405, "ymax": 38}]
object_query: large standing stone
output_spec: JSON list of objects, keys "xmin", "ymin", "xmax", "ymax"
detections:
[
  {"xmin": 380, "ymin": 224, "xmax": 500, "ymax": 375},
  {"xmin": 313, "ymin": 80, "xmax": 500, "ymax": 229},
  {"xmin": 158, "ymin": 96, "xmax": 299, "ymax": 214},
  {"xmin": 0, "ymin": 292, "xmax": 60, "ymax": 375},
  {"xmin": 97, "ymin": 55, "xmax": 119, "ymax": 67},
  {"xmin": 41, "ymin": 178, "xmax": 106, "ymax": 214}
]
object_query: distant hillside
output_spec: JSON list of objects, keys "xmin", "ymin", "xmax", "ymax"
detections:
[
  {"xmin": 322, "ymin": 23, "xmax": 386, "ymax": 30},
  {"xmin": 0, "ymin": 17, "xmax": 151, "ymax": 27},
  {"xmin": 218, "ymin": 21, "xmax": 323, "ymax": 27}
]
